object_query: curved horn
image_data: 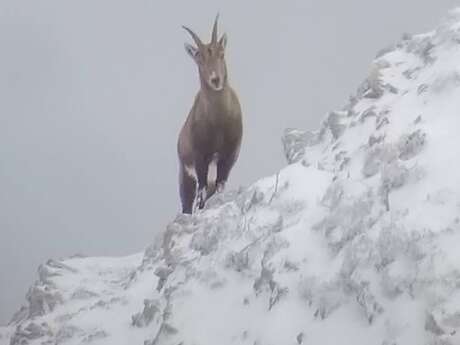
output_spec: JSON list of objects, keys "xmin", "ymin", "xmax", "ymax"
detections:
[
  {"xmin": 211, "ymin": 13, "xmax": 219, "ymax": 44},
  {"xmin": 182, "ymin": 25, "xmax": 203, "ymax": 48}
]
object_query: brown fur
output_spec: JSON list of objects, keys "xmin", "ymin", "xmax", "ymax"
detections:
[{"xmin": 177, "ymin": 16, "xmax": 242, "ymax": 214}]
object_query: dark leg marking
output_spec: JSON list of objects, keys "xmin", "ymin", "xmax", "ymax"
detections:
[{"xmin": 216, "ymin": 154, "xmax": 236, "ymax": 191}]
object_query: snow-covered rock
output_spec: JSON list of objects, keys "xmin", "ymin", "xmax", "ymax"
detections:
[{"xmin": 3, "ymin": 8, "xmax": 460, "ymax": 345}]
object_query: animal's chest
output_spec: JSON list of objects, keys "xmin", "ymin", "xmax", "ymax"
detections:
[{"xmin": 192, "ymin": 112, "xmax": 239, "ymax": 152}]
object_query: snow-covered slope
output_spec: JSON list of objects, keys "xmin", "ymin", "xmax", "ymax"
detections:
[{"xmin": 3, "ymin": 9, "xmax": 460, "ymax": 345}]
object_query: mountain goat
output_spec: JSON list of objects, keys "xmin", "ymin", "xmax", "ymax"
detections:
[{"xmin": 177, "ymin": 15, "xmax": 243, "ymax": 214}]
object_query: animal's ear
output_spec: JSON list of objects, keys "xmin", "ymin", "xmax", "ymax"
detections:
[
  {"xmin": 184, "ymin": 43, "xmax": 199, "ymax": 60},
  {"xmin": 219, "ymin": 33, "xmax": 227, "ymax": 49}
]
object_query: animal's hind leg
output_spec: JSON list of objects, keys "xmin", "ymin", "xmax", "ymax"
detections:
[{"xmin": 179, "ymin": 164, "xmax": 196, "ymax": 214}]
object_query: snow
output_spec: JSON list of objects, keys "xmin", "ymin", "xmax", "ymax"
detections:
[{"xmin": 3, "ymin": 8, "xmax": 460, "ymax": 345}]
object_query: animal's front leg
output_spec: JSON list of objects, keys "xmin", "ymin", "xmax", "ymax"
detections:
[
  {"xmin": 179, "ymin": 163, "xmax": 197, "ymax": 214},
  {"xmin": 216, "ymin": 181, "xmax": 226, "ymax": 193},
  {"xmin": 216, "ymin": 152, "xmax": 236, "ymax": 193},
  {"xmin": 196, "ymin": 188, "xmax": 207, "ymax": 210},
  {"xmin": 195, "ymin": 157, "xmax": 209, "ymax": 210}
]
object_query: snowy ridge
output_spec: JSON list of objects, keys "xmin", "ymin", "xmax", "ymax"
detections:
[{"xmin": 3, "ymin": 9, "xmax": 460, "ymax": 345}]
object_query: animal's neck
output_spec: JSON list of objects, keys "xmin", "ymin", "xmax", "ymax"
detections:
[{"xmin": 199, "ymin": 81, "xmax": 231, "ymax": 111}]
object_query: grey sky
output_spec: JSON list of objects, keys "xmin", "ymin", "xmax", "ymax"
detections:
[{"xmin": 0, "ymin": 0, "xmax": 458, "ymax": 324}]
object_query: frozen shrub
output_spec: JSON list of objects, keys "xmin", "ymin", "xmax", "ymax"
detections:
[{"xmin": 282, "ymin": 128, "xmax": 319, "ymax": 164}]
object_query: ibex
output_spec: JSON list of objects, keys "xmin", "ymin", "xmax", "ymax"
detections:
[{"xmin": 177, "ymin": 15, "xmax": 243, "ymax": 214}]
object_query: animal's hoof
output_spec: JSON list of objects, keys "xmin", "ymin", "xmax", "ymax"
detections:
[
  {"xmin": 197, "ymin": 188, "xmax": 207, "ymax": 209},
  {"xmin": 216, "ymin": 182, "xmax": 226, "ymax": 193}
]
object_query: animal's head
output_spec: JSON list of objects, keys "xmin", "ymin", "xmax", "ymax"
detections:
[{"xmin": 183, "ymin": 15, "xmax": 228, "ymax": 92}]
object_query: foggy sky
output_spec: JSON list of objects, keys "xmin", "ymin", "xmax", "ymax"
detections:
[{"xmin": 1, "ymin": 0, "xmax": 458, "ymax": 324}]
